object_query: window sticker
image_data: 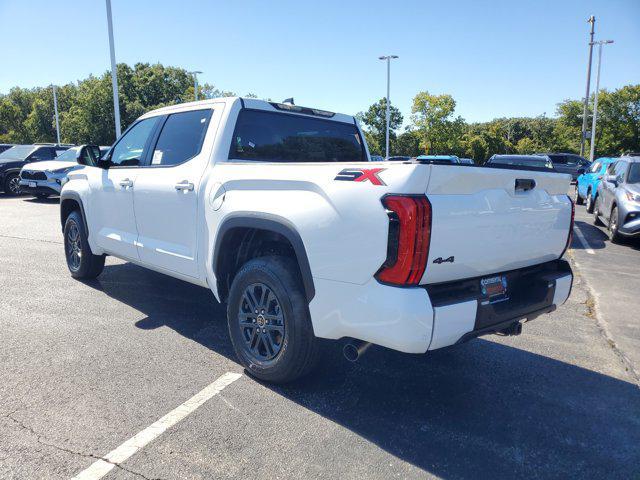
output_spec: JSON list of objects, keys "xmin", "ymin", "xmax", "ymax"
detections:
[{"xmin": 152, "ymin": 150, "xmax": 164, "ymax": 165}]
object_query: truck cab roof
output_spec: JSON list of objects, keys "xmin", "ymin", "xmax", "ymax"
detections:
[{"xmin": 140, "ymin": 97, "xmax": 357, "ymax": 125}]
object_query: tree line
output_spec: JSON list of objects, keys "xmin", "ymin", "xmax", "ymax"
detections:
[
  {"xmin": 0, "ymin": 63, "xmax": 249, "ymax": 147},
  {"xmin": 358, "ymin": 85, "xmax": 639, "ymax": 161},
  {"xmin": 1, "ymin": 62, "xmax": 638, "ymax": 162}
]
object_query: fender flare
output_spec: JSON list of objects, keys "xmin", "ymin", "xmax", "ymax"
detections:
[
  {"xmin": 60, "ymin": 191, "xmax": 89, "ymax": 236},
  {"xmin": 2, "ymin": 167, "xmax": 23, "ymax": 183},
  {"xmin": 214, "ymin": 213, "xmax": 315, "ymax": 302}
]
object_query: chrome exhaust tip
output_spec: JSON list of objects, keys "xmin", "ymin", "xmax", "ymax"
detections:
[{"xmin": 343, "ymin": 340, "xmax": 372, "ymax": 362}]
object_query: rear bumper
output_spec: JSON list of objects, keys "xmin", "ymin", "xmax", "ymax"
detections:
[{"xmin": 308, "ymin": 259, "xmax": 573, "ymax": 354}]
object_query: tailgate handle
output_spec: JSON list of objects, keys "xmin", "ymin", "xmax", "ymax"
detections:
[{"xmin": 515, "ymin": 178, "xmax": 536, "ymax": 192}]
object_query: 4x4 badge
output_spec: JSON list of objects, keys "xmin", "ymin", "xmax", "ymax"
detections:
[{"xmin": 433, "ymin": 256, "xmax": 455, "ymax": 264}]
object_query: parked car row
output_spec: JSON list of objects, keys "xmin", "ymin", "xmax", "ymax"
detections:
[
  {"xmin": 0, "ymin": 143, "xmax": 108, "ymax": 198},
  {"xmin": 575, "ymin": 155, "xmax": 640, "ymax": 242},
  {"xmin": 376, "ymin": 153, "xmax": 588, "ymax": 176}
]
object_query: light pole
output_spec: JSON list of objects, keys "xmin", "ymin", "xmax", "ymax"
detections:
[
  {"xmin": 378, "ymin": 55, "xmax": 398, "ymax": 159},
  {"xmin": 589, "ymin": 40, "xmax": 614, "ymax": 163},
  {"xmin": 105, "ymin": 0, "xmax": 122, "ymax": 138},
  {"xmin": 580, "ymin": 16, "xmax": 596, "ymax": 157},
  {"xmin": 188, "ymin": 71, "xmax": 203, "ymax": 101},
  {"xmin": 51, "ymin": 85, "xmax": 61, "ymax": 145}
]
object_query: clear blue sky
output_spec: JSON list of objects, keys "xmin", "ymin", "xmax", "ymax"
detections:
[{"xmin": 1, "ymin": 0, "xmax": 638, "ymax": 123}]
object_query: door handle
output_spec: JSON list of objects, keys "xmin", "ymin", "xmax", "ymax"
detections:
[
  {"xmin": 175, "ymin": 180, "xmax": 194, "ymax": 191},
  {"xmin": 119, "ymin": 178, "xmax": 133, "ymax": 189},
  {"xmin": 515, "ymin": 178, "xmax": 536, "ymax": 192}
]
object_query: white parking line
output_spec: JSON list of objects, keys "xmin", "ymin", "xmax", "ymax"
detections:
[
  {"xmin": 70, "ymin": 371, "xmax": 242, "ymax": 480},
  {"xmin": 572, "ymin": 225, "xmax": 595, "ymax": 255}
]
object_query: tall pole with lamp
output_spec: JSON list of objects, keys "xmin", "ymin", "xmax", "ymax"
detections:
[
  {"xmin": 188, "ymin": 71, "xmax": 203, "ymax": 101},
  {"xmin": 378, "ymin": 55, "xmax": 399, "ymax": 159},
  {"xmin": 580, "ymin": 16, "xmax": 596, "ymax": 157},
  {"xmin": 589, "ymin": 40, "xmax": 614, "ymax": 163},
  {"xmin": 52, "ymin": 85, "xmax": 61, "ymax": 145},
  {"xmin": 105, "ymin": 0, "xmax": 122, "ymax": 138}
]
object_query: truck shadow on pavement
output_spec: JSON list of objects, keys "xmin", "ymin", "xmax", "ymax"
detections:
[
  {"xmin": 87, "ymin": 262, "xmax": 640, "ymax": 480},
  {"xmin": 574, "ymin": 219, "xmax": 640, "ymax": 251},
  {"xmin": 573, "ymin": 220, "xmax": 608, "ymax": 250}
]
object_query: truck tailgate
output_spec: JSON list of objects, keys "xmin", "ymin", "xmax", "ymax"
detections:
[{"xmin": 421, "ymin": 165, "xmax": 572, "ymax": 284}]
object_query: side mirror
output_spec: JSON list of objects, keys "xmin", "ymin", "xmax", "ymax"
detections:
[
  {"xmin": 605, "ymin": 174, "xmax": 618, "ymax": 185},
  {"xmin": 76, "ymin": 145, "xmax": 100, "ymax": 166}
]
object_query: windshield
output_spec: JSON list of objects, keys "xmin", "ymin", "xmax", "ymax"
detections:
[
  {"xmin": 0, "ymin": 145, "xmax": 36, "ymax": 160},
  {"xmin": 627, "ymin": 163, "xmax": 640, "ymax": 184},
  {"xmin": 490, "ymin": 156, "xmax": 552, "ymax": 168},
  {"xmin": 54, "ymin": 147, "xmax": 80, "ymax": 162}
]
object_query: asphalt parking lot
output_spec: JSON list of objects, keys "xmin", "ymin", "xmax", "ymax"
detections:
[
  {"xmin": 1, "ymin": 196, "xmax": 639, "ymax": 480},
  {"xmin": 572, "ymin": 204, "xmax": 640, "ymax": 374}
]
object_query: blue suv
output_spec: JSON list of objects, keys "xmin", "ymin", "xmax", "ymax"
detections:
[{"xmin": 575, "ymin": 157, "xmax": 617, "ymax": 213}]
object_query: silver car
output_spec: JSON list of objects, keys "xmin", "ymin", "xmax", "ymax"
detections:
[
  {"xmin": 593, "ymin": 156, "xmax": 640, "ymax": 242},
  {"xmin": 19, "ymin": 145, "xmax": 106, "ymax": 198}
]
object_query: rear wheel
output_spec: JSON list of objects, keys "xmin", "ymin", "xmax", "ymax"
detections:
[
  {"xmin": 227, "ymin": 256, "xmax": 319, "ymax": 383},
  {"xmin": 574, "ymin": 185, "xmax": 584, "ymax": 205},
  {"xmin": 3, "ymin": 173, "xmax": 21, "ymax": 196},
  {"xmin": 64, "ymin": 211, "xmax": 105, "ymax": 279},
  {"xmin": 608, "ymin": 206, "xmax": 622, "ymax": 243},
  {"xmin": 585, "ymin": 190, "xmax": 595, "ymax": 213}
]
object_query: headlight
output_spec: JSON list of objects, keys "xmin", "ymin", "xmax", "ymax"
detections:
[
  {"xmin": 49, "ymin": 166, "xmax": 74, "ymax": 174},
  {"xmin": 625, "ymin": 191, "xmax": 640, "ymax": 203}
]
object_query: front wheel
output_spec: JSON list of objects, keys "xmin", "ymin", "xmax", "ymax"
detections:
[
  {"xmin": 3, "ymin": 173, "xmax": 21, "ymax": 196},
  {"xmin": 609, "ymin": 206, "xmax": 623, "ymax": 243},
  {"xmin": 574, "ymin": 186, "xmax": 584, "ymax": 205},
  {"xmin": 593, "ymin": 197, "xmax": 603, "ymax": 226},
  {"xmin": 227, "ymin": 256, "xmax": 319, "ymax": 383},
  {"xmin": 64, "ymin": 211, "xmax": 105, "ymax": 279}
]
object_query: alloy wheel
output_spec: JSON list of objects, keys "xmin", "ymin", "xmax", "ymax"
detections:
[
  {"xmin": 65, "ymin": 222, "xmax": 82, "ymax": 271},
  {"xmin": 8, "ymin": 176, "xmax": 21, "ymax": 195},
  {"xmin": 609, "ymin": 208, "xmax": 618, "ymax": 239},
  {"xmin": 238, "ymin": 282, "xmax": 285, "ymax": 361}
]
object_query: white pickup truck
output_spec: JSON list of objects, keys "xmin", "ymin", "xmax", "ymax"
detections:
[{"xmin": 60, "ymin": 97, "xmax": 574, "ymax": 383}]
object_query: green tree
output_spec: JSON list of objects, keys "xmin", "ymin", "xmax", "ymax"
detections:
[
  {"xmin": 357, "ymin": 98, "xmax": 403, "ymax": 155},
  {"xmin": 411, "ymin": 91, "xmax": 465, "ymax": 155},
  {"xmin": 393, "ymin": 129, "xmax": 422, "ymax": 156}
]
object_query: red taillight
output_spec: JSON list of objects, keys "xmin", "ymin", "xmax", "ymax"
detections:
[
  {"xmin": 375, "ymin": 195, "xmax": 432, "ymax": 286},
  {"xmin": 561, "ymin": 195, "xmax": 575, "ymax": 257}
]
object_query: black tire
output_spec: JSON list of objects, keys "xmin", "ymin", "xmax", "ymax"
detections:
[
  {"xmin": 585, "ymin": 190, "xmax": 595, "ymax": 213},
  {"xmin": 574, "ymin": 186, "xmax": 584, "ymax": 205},
  {"xmin": 3, "ymin": 173, "xmax": 21, "ymax": 196},
  {"xmin": 592, "ymin": 197, "xmax": 603, "ymax": 226},
  {"xmin": 608, "ymin": 206, "xmax": 623, "ymax": 243},
  {"xmin": 227, "ymin": 256, "xmax": 319, "ymax": 383},
  {"xmin": 64, "ymin": 210, "xmax": 105, "ymax": 279}
]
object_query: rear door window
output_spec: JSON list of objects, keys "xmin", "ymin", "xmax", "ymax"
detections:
[
  {"xmin": 150, "ymin": 109, "xmax": 213, "ymax": 166},
  {"xmin": 229, "ymin": 109, "xmax": 365, "ymax": 163}
]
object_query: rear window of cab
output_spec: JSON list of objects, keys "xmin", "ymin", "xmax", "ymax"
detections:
[{"xmin": 229, "ymin": 109, "xmax": 365, "ymax": 163}]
